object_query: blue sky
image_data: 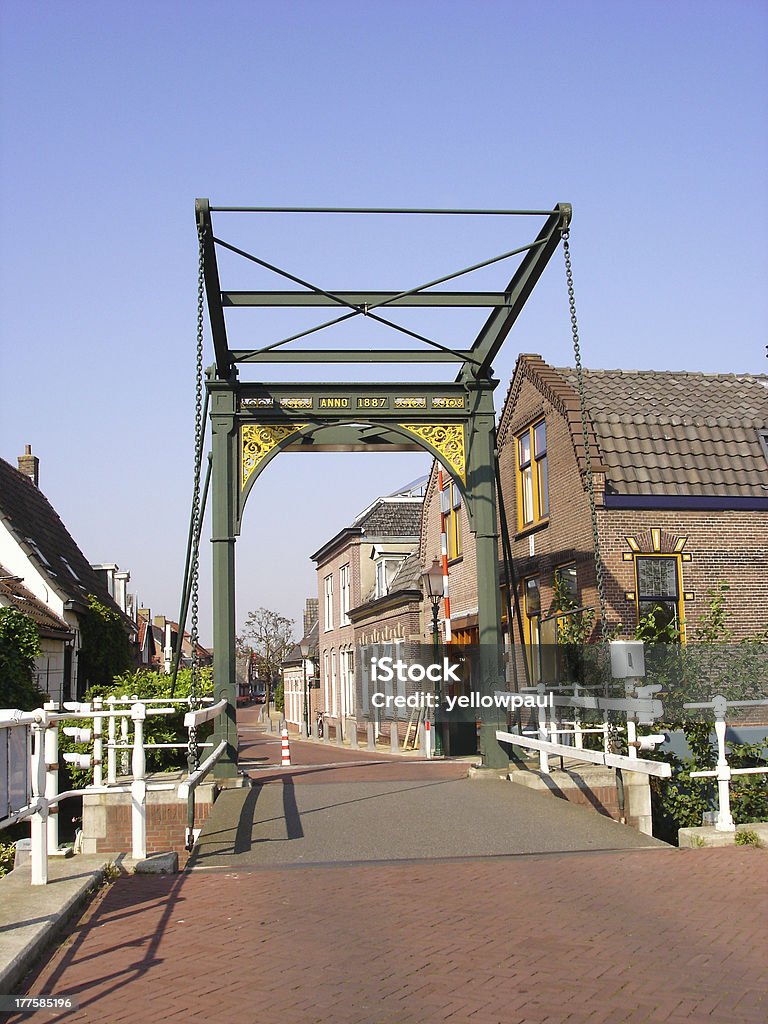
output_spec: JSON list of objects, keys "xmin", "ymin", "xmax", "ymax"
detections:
[{"xmin": 1, "ymin": 1, "xmax": 766, "ymax": 645}]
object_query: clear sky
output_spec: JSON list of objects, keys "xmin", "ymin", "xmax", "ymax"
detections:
[{"xmin": 1, "ymin": 1, "xmax": 766, "ymax": 646}]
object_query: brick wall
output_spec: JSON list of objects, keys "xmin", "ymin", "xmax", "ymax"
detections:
[
  {"xmin": 316, "ymin": 535, "xmax": 362, "ymax": 725},
  {"xmin": 420, "ymin": 463, "xmax": 478, "ymax": 633},
  {"xmin": 598, "ymin": 509, "xmax": 768, "ymax": 639},
  {"xmin": 497, "ymin": 376, "xmax": 599, "ymax": 638},
  {"xmin": 82, "ymin": 783, "xmax": 215, "ymax": 860}
]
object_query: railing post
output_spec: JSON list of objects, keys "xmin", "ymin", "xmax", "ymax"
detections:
[
  {"xmin": 131, "ymin": 701, "xmax": 147, "ymax": 860},
  {"xmin": 92, "ymin": 696, "xmax": 103, "ymax": 788},
  {"xmin": 712, "ymin": 695, "xmax": 735, "ymax": 833},
  {"xmin": 107, "ymin": 696, "xmax": 117, "ymax": 784},
  {"xmin": 120, "ymin": 696, "xmax": 130, "ymax": 775},
  {"xmin": 43, "ymin": 703, "xmax": 59, "ymax": 854},
  {"xmin": 537, "ymin": 684, "xmax": 550, "ymax": 774},
  {"xmin": 573, "ymin": 684, "xmax": 583, "ymax": 750},
  {"xmin": 625, "ymin": 681, "xmax": 639, "ymax": 762},
  {"xmin": 30, "ymin": 713, "xmax": 49, "ymax": 885}
]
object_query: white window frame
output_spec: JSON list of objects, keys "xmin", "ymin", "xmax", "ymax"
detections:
[
  {"xmin": 340, "ymin": 647, "xmax": 355, "ymax": 718},
  {"xmin": 340, "ymin": 564, "xmax": 351, "ymax": 626},
  {"xmin": 324, "ymin": 573, "xmax": 334, "ymax": 631}
]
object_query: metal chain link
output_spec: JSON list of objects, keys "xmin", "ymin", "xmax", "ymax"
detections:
[
  {"xmin": 562, "ymin": 229, "xmax": 609, "ymax": 643},
  {"xmin": 187, "ymin": 223, "xmax": 206, "ymax": 772}
]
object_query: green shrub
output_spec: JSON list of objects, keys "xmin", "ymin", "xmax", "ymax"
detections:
[
  {"xmin": 735, "ymin": 829, "xmax": 761, "ymax": 847},
  {"xmin": 0, "ymin": 606, "xmax": 44, "ymax": 710},
  {"xmin": 59, "ymin": 667, "xmax": 214, "ymax": 790},
  {"xmin": 0, "ymin": 841, "xmax": 16, "ymax": 877}
]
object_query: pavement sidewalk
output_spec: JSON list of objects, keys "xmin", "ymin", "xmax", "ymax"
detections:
[{"xmin": 0, "ymin": 855, "xmax": 122, "ymax": 996}]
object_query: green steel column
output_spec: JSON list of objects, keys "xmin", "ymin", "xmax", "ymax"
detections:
[
  {"xmin": 466, "ymin": 381, "xmax": 508, "ymax": 770},
  {"xmin": 209, "ymin": 381, "xmax": 239, "ymax": 777}
]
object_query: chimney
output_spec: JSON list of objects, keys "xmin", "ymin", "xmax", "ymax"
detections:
[
  {"xmin": 303, "ymin": 597, "xmax": 319, "ymax": 636},
  {"xmin": 18, "ymin": 444, "xmax": 39, "ymax": 487}
]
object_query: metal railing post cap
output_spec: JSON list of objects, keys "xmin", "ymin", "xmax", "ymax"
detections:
[{"xmin": 131, "ymin": 701, "xmax": 146, "ymax": 721}]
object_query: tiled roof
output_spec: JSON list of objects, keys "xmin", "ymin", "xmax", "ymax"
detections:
[
  {"xmin": 283, "ymin": 619, "xmax": 318, "ymax": 666},
  {"xmin": 352, "ymin": 498, "xmax": 422, "ymax": 537},
  {"xmin": 0, "ymin": 564, "xmax": 73, "ymax": 636},
  {"xmin": 312, "ymin": 496, "xmax": 422, "ymax": 563},
  {"xmin": 0, "ymin": 457, "xmax": 121, "ymax": 612},
  {"xmin": 387, "ymin": 550, "xmax": 423, "ymax": 593},
  {"xmin": 555, "ymin": 368, "xmax": 768, "ymax": 497}
]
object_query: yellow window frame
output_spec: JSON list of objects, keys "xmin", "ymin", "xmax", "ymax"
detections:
[
  {"xmin": 515, "ymin": 419, "xmax": 548, "ymax": 531},
  {"xmin": 634, "ymin": 553, "xmax": 686, "ymax": 643},
  {"xmin": 445, "ymin": 480, "xmax": 463, "ymax": 560}
]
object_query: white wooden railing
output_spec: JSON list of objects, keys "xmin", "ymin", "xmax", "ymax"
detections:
[
  {"xmin": 495, "ymin": 682, "xmax": 672, "ymax": 780},
  {"xmin": 684, "ymin": 695, "xmax": 768, "ymax": 832},
  {"xmin": 0, "ymin": 695, "xmax": 218, "ymax": 885}
]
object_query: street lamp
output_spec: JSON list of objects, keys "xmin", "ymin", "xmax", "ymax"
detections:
[
  {"xmin": 422, "ymin": 558, "xmax": 444, "ymax": 755},
  {"xmin": 300, "ymin": 639, "xmax": 310, "ymax": 738}
]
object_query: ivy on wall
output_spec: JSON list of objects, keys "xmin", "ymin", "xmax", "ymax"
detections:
[{"xmin": 77, "ymin": 594, "xmax": 131, "ymax": 690}]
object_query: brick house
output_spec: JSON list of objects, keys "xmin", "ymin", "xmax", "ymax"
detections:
[
  {"xmin": 311, "ymin": 481, "xmax": 424, "ymax": 740},
  {"xmin": 135, "ymin": 608, "xmax": 211, "ymax": 673},
  {"xmin": 496, "ymin": 355, "xmax": 768, "ymax": 683},
  {"xmin": 282, "ymin": 600, "xmax": 319, "ymax": 732},
  {"xmin": 419, "ymin": 462, "xmax": 478, "ymax": 646}
]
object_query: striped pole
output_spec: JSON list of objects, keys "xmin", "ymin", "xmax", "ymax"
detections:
[
  {"xmin": 437, "ymin": 470, "xmax": 452, "ymax": 642},
  {"xmin": 281, "ymin": 727, "xmax": 291, "ymax": 767}
]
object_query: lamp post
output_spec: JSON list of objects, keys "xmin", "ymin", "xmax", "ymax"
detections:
[
  {"xmin": 422, "ymin": 558, "xmax": 444, "ymax": 756},
  {"xmin": 300, "ymin": 639, "xmax": 310, "ymax": 738}
]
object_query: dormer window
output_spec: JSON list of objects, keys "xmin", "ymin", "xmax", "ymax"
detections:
[{"xmin": 372, "ymin": 548, "xmax": 404, "ymax": 599}]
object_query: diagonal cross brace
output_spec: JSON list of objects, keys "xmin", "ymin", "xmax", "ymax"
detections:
[{"xmin": 459, "ymin": 204, "xmax": 570, "ymax": 382}]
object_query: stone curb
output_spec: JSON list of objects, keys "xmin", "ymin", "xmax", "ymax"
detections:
[{"xmin": 0, "ymin": 856, "xmax": 118, "ymax": 995}]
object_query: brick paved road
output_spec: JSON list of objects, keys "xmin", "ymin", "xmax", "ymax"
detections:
[{"xmin": 9, "ymin": 717, "xmax": 767, "ymax": 1024}]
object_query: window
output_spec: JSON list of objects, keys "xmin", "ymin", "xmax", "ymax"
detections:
[
  {"xmin": 549, "ymin": 563, "xmax": 587, "ymax": 682},
  {"xmin": 324, "ymin": 574, "xmax": 334, "ymax": 630},
  {"xmin": 517, "ymin": 420, "xmax": 548, "ymax": 529},
  {"xmin": 523, "ymin": 576, "xmax": 542, "ymax": 684},
  {"xmin": 442, "ymin": 480, "xmax": 463, "ymax": 560},
  {"xmin": 340, "ymin": 648, "xmax": 355, "ymax": 717},
  {"xmin": 635, "ymin": 556, "xmax": 682, "ymax": 639},
  {"xmin": 374, "ymin": 556, "xmax": 402, "ymax": 598},
  {"xmin": 331, "ymin": 650, "xmax": 338, "ymax": 717},
  {"xmin": 554, "ymin": 563, "xmax": 578, "ymax": 610},
  {"xmin": 340, "ymin": 564, "xmax": 351, "ymax": 625}
]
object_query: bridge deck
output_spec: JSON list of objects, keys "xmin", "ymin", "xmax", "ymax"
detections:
[
  {"xmin": 191, "ymin": 729, "xmax": 663, "ymax": 869},
  {"xmin": 10, "ymin": 712, "xmax": 767, "ymax": 1024}
]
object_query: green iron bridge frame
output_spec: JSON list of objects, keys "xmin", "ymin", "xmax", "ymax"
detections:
[{"xmin": 195, "ymin": 200, "xmax": 572, "ymax": 775}]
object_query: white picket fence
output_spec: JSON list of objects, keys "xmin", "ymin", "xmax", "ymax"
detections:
[{"xmin": 0, "ymin": 696, "xmax": 226, "ymax": 885}]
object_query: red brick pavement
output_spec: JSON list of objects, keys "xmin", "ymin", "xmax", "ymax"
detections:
[
  {"xmin": 8, "ymin": 847, "xmax": 767, "ymax": 1024},
  {"xmin": 239, "ymin": 727, "xmax": 470, "ymax": 784}
]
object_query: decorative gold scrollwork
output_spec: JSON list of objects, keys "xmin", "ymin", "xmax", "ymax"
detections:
[
  {"xmin": 398, "ymin": 423, "xmax": 466, "ymax": 483},
  {"xmin": 241, "ymin": 424, "xmax": 306, "ymax": 489}
]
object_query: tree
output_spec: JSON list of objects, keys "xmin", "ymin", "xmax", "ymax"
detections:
[
  {"xmin": 238, "ymin": 608, "xmax": 294, "ymax": 700},
  {"xmin": 0, "ymin": 606, "xmax": 44, "ymax": 710}
]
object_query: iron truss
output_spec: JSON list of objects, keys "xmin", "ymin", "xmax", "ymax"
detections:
[{"xmin": 195, "ymin": 200, "xmax": 571, "ymax": 386}]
